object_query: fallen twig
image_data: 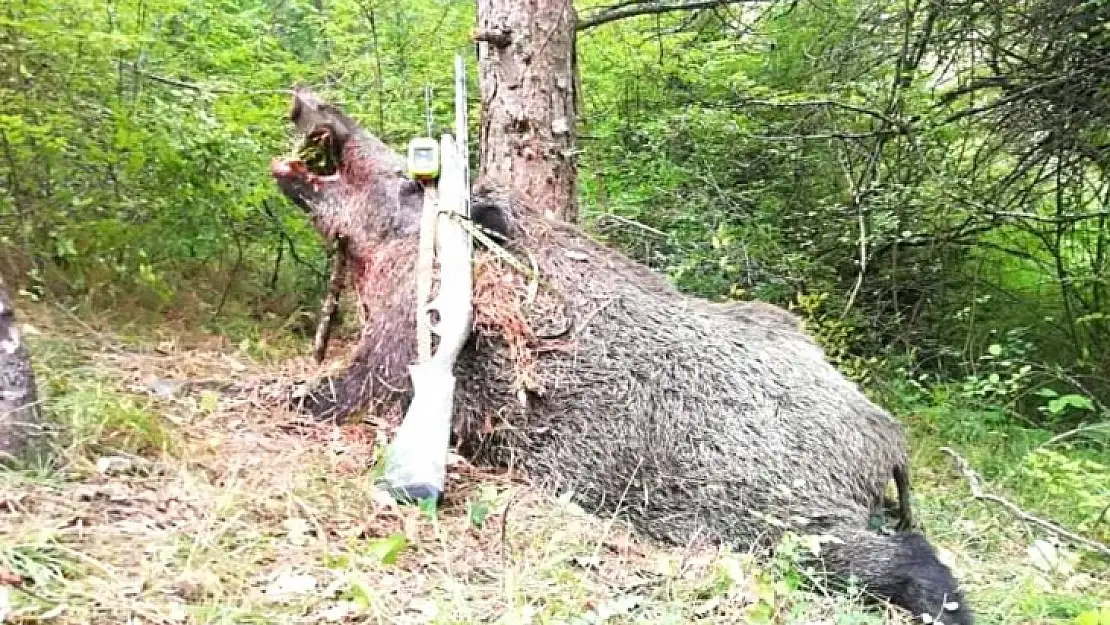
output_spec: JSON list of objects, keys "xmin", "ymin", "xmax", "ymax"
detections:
[
  {"xmin": 500, "ymin": 489, "xmax": 521, "ymax": 594},
  {"xmin": 941, "ymin": 447, "xmax": 1110, "ymax": 558}
]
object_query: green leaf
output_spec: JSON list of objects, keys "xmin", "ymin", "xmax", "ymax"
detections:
[
  {"xmin": 987, "ymin": 344, "xmax": 1003, "ymax": 356},
  {"xmin": 55, "ymin": 237, "xmax": 78, "ymax": 258},
  {"xmin": 1046, "ymin": 394, "xmax": 1095, "ymax": 415},
  {"xmin": 365, "ymin": 533, "xmax": 408, "ymax": 565},
  {"xmin": 467, "ymin": 499, "xmax": 490, "ymax": 529},
  {"xmin": 347, "ymin": 577, "xmax": 374, "ymax": 609}
]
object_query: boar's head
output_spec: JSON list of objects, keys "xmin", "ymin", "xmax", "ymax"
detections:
[{"xmin": 269, "ymin": 87, "xmax": 423, "ymax": 245}]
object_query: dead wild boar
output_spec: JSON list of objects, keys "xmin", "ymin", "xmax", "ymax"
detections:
[{"xmin": 269, "ymin": 88, "xmax": 973, "ymax": 624}]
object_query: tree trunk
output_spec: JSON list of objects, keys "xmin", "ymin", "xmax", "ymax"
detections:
[
  {"xmin": 0, "ymin": 277, "xmax": 43, "ymax": 463},
  {"xmin": 475, "ymin": 0, "xmax": 578, "ymax": 222}
]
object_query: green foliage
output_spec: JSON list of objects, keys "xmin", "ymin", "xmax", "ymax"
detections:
[
  {"xmin": 1, "ymin": 0, "xmax": 476, "ymax": 323},
  {"xmin": 0, "ymin": 541, "xmax": 84, "ymax": 589},
  {"xmin": 1021, "ymin": 449, "xmax": 1110, "ymax": 542},
  {"xmin": 957, "ymin": 334, "xmax": 1037, "ymax": 406},
  {"xmin": 575, "ymin": 0, "xmax": 1110, "ymax": 431},
  {"xmin": 1037, "ymin": 389, "xmax": 1097, "ymax": 419},
  {"xmin": 49, "ymin": 384, "xmax": 174, "ymax": 458},
  {"xmin": 27, "ymin": 332, "xmax": 175, "ymax": 461},
  {"xmin": 791, "ymin": 291, "xmax": 883, "ymax": 384}
]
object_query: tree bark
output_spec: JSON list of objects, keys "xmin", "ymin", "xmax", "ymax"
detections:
[
  {"xmin": 476, "ymin": 0, "xmax": 579, "ymax": 222},
  {"xmin": 0, "ymin": 277, "xmax": 43, "ymax": 463}
]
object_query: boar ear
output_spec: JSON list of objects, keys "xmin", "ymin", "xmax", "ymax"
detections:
[
  {"xmin": 288, "ymin": 88, "xmax": 357, "ymax": 145},
  {"xmin": 290, "ymin": 92, "xmax": 303, "ymax": 123},
  {"xmin": 290, "ymin": 87, "xmax": 317, "ymax": 127}
]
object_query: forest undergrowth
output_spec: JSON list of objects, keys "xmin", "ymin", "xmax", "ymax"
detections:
[{"xmin": 1, "ymin": 299, "xmax": 1107, "ymax": 625}]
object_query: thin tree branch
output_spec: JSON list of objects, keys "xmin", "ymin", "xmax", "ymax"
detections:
[
  {"xmin": 314, "ymin": 236, "xmax": 348, "ymax": 364},
  {"xmin": 354, "ymin": 0, "xmax": 387, "ymax": 133},
  {"xmin": 593, "ymin": 213, "xmax": 669, "ymax": 238},
  {"xmin": 990, "ymin": 210, "xmax": 1110, "ymax": 224},
  {"xmin": 748, "ymin": 130, "xmax": 900, "ymax": 141},
  {"xmin": 261, "ymin": 200, "xmax": 328, "ymax": 281},
  {"xmin": 1037, "ymin": 423, "xmax": 1110, "ymax": 450},
  {"xmin": 123, "ymin": 62, "xmax": 290, "ymax": 96},
  {"xmin": 938, "ymin": 68, "xmax": 1099, "ymax": 125},
  {"xmin": 577, "ymin": 0, "xmax": 771, "ymax": 31},
  {"xmin": 727, "ymin": 97, "xmax": 911, "ymax": 130}
]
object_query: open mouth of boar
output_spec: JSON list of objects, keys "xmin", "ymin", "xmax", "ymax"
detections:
[
  {"xmin": 272, "ymin": 126, "xmax": 341, "ymax": 180},
  {"xmin": 293, "ymin": 126, "xmax": 341, "ymax": 176},
  {"xmin": 270, "ymin": 90, "xmax": 351, "ymax": 204}
]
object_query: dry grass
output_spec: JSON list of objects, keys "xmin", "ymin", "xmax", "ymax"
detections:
[{"xmin": 2, "ymin": 304, "xmax": 1107, "ymax": 624}]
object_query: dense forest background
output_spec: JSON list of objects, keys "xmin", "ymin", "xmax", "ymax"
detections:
[{"xmin": 2, "ymin": 0, "xmax": 1109, "ymax": 621}]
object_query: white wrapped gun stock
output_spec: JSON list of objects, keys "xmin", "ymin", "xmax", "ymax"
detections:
[{"xmin": 381, "ymin": 131, "xmax": 473, "ymax": 503}]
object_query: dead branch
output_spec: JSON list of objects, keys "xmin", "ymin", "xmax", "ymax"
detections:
[
  {"xmin": 726, "ymin": 97, "xmax": 910, "ymax": 130},
  {"xmin": 748, "ymin": 130, "xmax": 901, "ymax": 141},
  {"xmin": 577, "ymin": 0, "xmax": 771, "ymax": 31},
  {"xmin": 313, "ymin": 237, "xmax": 348, "ymax": 364},
  {"xmin": 991, "ymin": 210, "xmax": 1110, "ymax": 224},
  {"xmin": 938, "ymin": 68, "xmax": 1100, "ymax": 125},
  {"xmin": 941, "ymin": 447, "xmax": 1110, "ymax": 558},
  {"xmin": 123, "ymin": 61, "xmax": 290, "ymax": 97}
]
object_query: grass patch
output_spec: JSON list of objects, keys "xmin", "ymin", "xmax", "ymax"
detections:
[{"xmin": 48, "ymin": 384, "xmax": 175, "ymax": 459}]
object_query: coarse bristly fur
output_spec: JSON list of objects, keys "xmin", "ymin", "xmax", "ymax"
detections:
[{"xmin": 269, "ymin": 88, "xmax": 974, "ymax": 625}]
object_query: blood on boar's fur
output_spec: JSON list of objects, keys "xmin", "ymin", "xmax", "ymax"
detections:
[{"xmin": 269, "ymin": 88, "xmax": 973, "ymax": 624}]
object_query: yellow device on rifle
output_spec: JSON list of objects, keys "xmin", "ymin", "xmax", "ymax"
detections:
[{"xmin": 407, "ymin": 137, "xmax": 440, "ymax": 181}]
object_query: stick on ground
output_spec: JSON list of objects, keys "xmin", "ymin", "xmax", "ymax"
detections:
[{"xmin": 314, "ymin": 237, "xmax": 348, "ymax": 364}]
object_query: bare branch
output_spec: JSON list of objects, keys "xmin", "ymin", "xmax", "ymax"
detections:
[
  {"xmin": 314, "ymin": 236, "xmax": 349, "ymax": 364},
  {"xmin": 1037, "ymin": 423, "xmax": 1110, "ymax": 450},
  {"xmin": 748, "ymin": 130, "xmax": 901, "ymax": 141},
  {"xmin": 593, "ymin": 213, "xmax": 669, "ymax": 238},
  {"xmin": 123, "ymin": 62, "xmax": 290, "ymax": 97},
  {"xmin": 727, "ymin": 97, "xmax": 911, "ymax": 130},
  {"xmin": 577, "ymin": 0, "xmax": 772, "ymax": 31},
  {"xmin": 938, "ymin": 68, "xmax": 1100, "ymax": 126},
  {"xmin": 991, "ymin": 210, "xmax": 1110, "ymax": 224}
]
